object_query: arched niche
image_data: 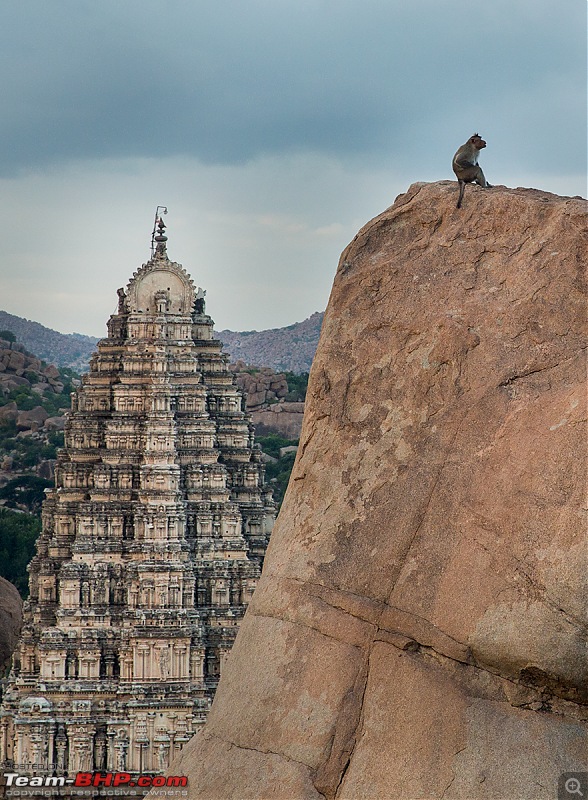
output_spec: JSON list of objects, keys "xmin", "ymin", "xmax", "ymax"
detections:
[{"xmin": 126, "ymin": 261, "xmax": 195, "ymax": 315}]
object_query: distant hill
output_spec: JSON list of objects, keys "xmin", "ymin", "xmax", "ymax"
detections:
[
  {"xmin": 0, "ymin": 309, "xmax": 324, "ymax": 374},
  {"xmin": 218, "ymin": 312, "xmax": 324, "ymax": 373},
  {"xmin": 0, "ymin": 311, "xmax": 99, "ymax": 372}
]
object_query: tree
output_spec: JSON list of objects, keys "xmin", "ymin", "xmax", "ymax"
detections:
[
  {"xmin": 0, "ymin": 508, "xmax": 40, "ymax": 597},
  {"xmin": 0, "ymin": 476, "xmax": 52, "ymax": 514}
]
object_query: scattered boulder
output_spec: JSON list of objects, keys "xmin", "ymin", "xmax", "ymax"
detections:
[
  {"xmin": 276, "ymin": 402, "xmax": 305, "ymax": 413},
  {"xmin": 1, "ymin": 456, "xmax": 14, "ymax": 472},
  {"xmin": 232, "ymin": 365, "xmax": 290, "ymax": 411},
  {"xmin": 251, "ymin": 401, "xmax": 306, "ymax": 438},
  {"xmin": 31, "ymin": 383, "xmax": 50, "ymax": 395},
  {"xmin": 230, "ymin": 363, "xmax": 304, "ymax": 436},
  {"xmin": 260, "ymin": 452, "xmax": 278, "ymax": 464},
  {"xmin": 217, "ymin": 312, "xmax": 323, "ymax": 374},
  {"xmin": 44, "ymin": 415, "xmax": 66, "ymax": 431},
  {"xmin": 167, "ymin": 183, "xmax": 587, "ymax": 799},
  {"xmin": 0, "ymin": 402, "xmax": 18, "ymax": 423},
  {"xmin": 246, "ymin": 390, "xmax": 267, "ymax": 408},
  {"xmin": 16, "ymin": 406, "xmax": 49, "ymax": 432},
  {"xmin": 0, "ymin": 340, "xmax": 67, "ymax": 400},
  {"xmin": 7, "ymin": 352, "xmax": 26, "ymax": 372},
  {"xmin": 1, "ymin": 375, "xmax": 30, "ymax": 393},
  {"xmin": 43, "ymin": 364, "xmax": 61, "ymax": 380}
]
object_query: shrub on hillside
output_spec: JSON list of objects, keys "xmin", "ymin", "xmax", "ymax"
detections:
[
  {"xmin": 0, "ymin": 476, "xmax": 53, "ymax": 514},
  {"xmin": 284, "ymin": 372, "xmax": 308, "ymax": 401}
]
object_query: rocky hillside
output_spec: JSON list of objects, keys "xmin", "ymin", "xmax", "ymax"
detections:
[
  {"xmin": 0, "ymin": 311, "xmax": 99, "ymax": 372},
  {"xmin": 0, "ymin": 335, "xmax": 76, "ymax": 492},
  {"xmin": 218, "ymin": 312, "xmax": 324, "ymax": 373},
  {"xmin": 232, "ymin": 362, "xmax": 305, "ymax": 439},
  {"xmin": 0, "ymin": 309, "xmax": 324, "ymax": 374},
  {"xmin": 163, "ymin": 182, "xmax": 588, "ymax": 799}
]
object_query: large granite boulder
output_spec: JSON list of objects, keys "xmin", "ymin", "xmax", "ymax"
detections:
[
  {"xmin": 0, "ymin": 402, "xmax": 18, "ymax": 423},
  {"xmin": 163, "ymin": 182, "xmax": 587, "ymax": 799},
  {"xmin": 0, "ymin": 577, "xmax": 22, "ymax": 671},
  {"xmin": 251, "ymin": 402, "xmax": 305, "ymax": 438},
  {"xmin": 16, "ymin": 405, "xmax": 49, "ymax": 432}
]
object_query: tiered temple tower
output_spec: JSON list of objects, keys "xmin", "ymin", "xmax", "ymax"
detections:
[{"xmin": 0, "ymin": 219, "xmax": 275, "ymax": 775}]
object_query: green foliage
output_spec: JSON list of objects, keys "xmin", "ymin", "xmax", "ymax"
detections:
[
  {"xmin": 264, "ymin": 452, "xmax": 297, "ymax": 508},
  {"xmin": 0, "ymin": 476, "xmax": 52, "ymax": 513},
  {"xmin": 256, "ymin": 434, "xmax": 298, "ymax": 459},
  {"xmin": 284, "ymin": 372, "xmax": 308, "ymax": 401},
  {"xmin": 1, "ymin": 386, "xmax": 71, "ymax": 418},
  {"xmin": 0, "ymin": 418, "xmax": 17, "ymax": 439},
  {"xmin": 0, "ymin": 331, "xmax": 16, "ymax": 343},
  {"xmin": 0, "ymin": 352, "xmax": 71, "ymax": 488},
  {"xmin": 0, "ymin": 424, "xmax": 63, "ymax": 473},
  {"xmin": 0, "ymin": 508, "xmax": 40, "ymax": 597},
  {"xmin": 40, "ymin": 432, "xmax": 63, "ymax": 460},
  {"xmin": 256, "ymin": 434, "xmax": 299, "ymax": 508}
]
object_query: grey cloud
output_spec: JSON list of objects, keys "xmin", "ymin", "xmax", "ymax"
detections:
[{"xmin": 1, "ymin": 0, "xmax": 585, "ymax": 177}]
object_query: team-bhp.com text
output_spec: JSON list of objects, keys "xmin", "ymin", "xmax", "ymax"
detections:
[{"xmin": 4, "ymin": 773, "xmax": 188, "ymax": 789}]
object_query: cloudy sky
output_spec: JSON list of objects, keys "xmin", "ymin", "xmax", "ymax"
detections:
[{"xmin": 1, "ymin": 0, "xmax": 585, "ymax": 337}]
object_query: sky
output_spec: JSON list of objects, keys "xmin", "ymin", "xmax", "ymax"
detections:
[{"xmin": 0, "ymin": 0, "xmax": 586, "ymax": 337}]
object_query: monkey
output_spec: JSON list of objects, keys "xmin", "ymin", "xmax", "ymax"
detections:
[{"xmin": 452, "ymin": 133, "xmax": 492, "ymax": 208}]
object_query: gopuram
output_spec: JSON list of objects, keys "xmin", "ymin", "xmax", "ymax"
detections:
[{"xmin": 0, "ymin": 218, "xmax": 275, "ymax": 777}]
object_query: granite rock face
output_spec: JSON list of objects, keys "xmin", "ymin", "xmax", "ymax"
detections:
[
  {"xmin": 0, "ymin": 577, "xmax": 22, "ymax": 670},
  {"xmin": 232, "ymin": 364, "xmax": 305, "ymax": 438},
  {"xmin": 163, "ymin": 182, "xmax": 587, "ymax": 799}
]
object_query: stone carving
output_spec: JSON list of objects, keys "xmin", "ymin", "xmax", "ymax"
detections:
[
  {"xmin": 157, "ymin": 742, "xmax": 169, "ymax": 771},
  {"xmin": 55, "ymin": 733, "xmax": 67, "ymax": 772},
  {"xmin": 94, "ymin": 734, "xmax": 106, "ymax": 771},
  {"xmin": 158, "ymin": 647, "xmax": 170, "ymax": 680},
  {"xmin": 115, "ymin": 734, "xmax": 128, "ymax": 772},
  {"xmin": 194, "ymin": 288, "xmax": 206, "ymax": 315},
  {"xmin": 0, "ymin": 229, "xmax": 275, "ymax": 775}
]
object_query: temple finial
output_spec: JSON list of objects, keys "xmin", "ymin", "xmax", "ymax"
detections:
[{"xmin": 151, "ymin": 206, "xmax": 168, "ymax": 257}]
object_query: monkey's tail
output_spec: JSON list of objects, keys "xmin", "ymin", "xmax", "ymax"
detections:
[{"xmin": 457, "ymin": 180, "xmax": 466, "ymax": 209}]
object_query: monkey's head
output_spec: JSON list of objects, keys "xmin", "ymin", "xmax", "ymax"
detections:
[{"xmin": 470, "ymin": 133, "xmax": 487, "ymax": 150}]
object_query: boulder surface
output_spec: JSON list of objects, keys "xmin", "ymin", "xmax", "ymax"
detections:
[
  {"xmin": 0, "ymin": 577, "xmax": 22, "ymax": 670},
  {"xmin": 160, "ymin": 182, "xmax": 587, "ymax": 799}
]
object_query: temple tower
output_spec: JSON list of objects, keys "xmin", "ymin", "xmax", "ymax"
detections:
[{"xmin": 0, "ymin": 219, "xmax": 275, "ymax": 776}]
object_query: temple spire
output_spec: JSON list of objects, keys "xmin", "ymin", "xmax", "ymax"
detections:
[
  {"xmin": 151, "ymin": 205, "xmax": 168, "ymax": 257},
  {"xmin": 0, "ymin": 226, "xmax": 275, "ymax": 777}
]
